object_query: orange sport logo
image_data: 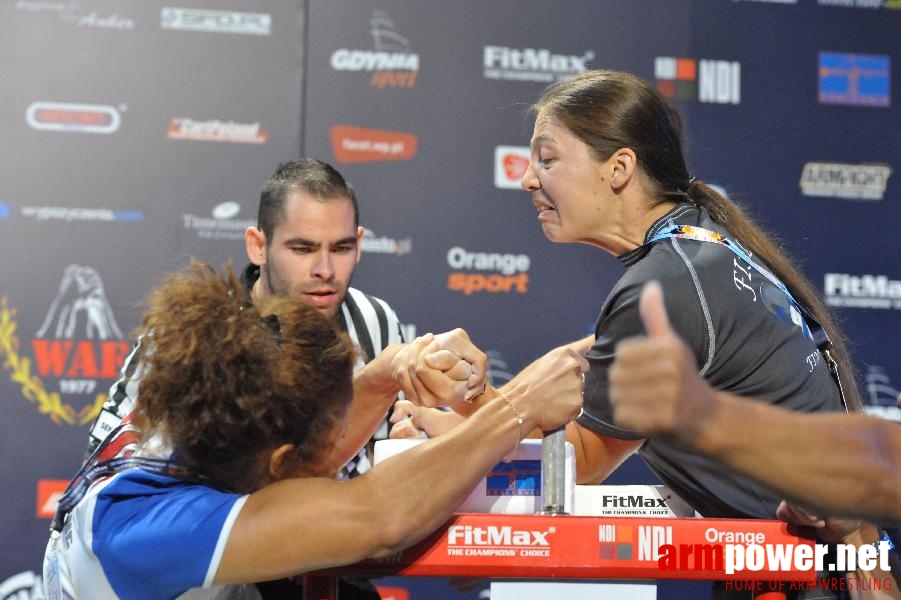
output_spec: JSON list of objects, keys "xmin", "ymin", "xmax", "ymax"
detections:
[{"xmin": 446, "ymin": 246, "xmax": 530, "ymax": 295}]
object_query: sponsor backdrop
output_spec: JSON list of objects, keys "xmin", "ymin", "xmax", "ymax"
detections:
[{"xmin": 0, "ymin": 0, "xmax": 897, "ymax": 598}]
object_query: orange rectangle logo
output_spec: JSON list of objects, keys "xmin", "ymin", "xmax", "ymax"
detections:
[
  {"xmin": 36, "ymin": 480, "xmax": 69, "ymax": 519},
  {"xmin": 330, "ymin": 125, "xmax": 418, "ymax": 163}
]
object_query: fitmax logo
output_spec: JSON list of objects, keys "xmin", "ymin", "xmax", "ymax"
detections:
[
  {"xmin": 448, "ymin": 525, "xmax": 552, "ymax": 547},
  {"xmin": 483, "ymin": 46, "xmax": 593, "ymax": 82},
  {"xmin": 602, "ymin": 495, "xmax": 668, "ymax": 508}
]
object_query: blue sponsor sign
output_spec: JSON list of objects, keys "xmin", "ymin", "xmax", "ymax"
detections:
[
  {"xmin": 485, "ymin": 459, "xmax": 541, "ymax": 497},
  {"xmin": 114, "ymin": 210, "xmax": 144, "ymax": 222},
  {"xmin": 819, "ymin": 52, "xmax": 890, "ymax": 107}
]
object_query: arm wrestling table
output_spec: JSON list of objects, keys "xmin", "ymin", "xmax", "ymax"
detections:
[{"xmin": 303, "ymin": 430, "xmax": 813, "ymax": 599}]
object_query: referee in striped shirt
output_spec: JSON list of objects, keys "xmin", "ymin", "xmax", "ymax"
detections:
[{"xmin": 85, "ymin": 159, "xmax": 486, "ymax": 599}]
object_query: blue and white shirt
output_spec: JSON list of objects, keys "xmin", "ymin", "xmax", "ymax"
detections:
[{"xmin": 43, "ymin": 465, "xmax": 252, "ymax": 600}]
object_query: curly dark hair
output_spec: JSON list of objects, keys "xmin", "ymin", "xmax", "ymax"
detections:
[{"xmin": 132, "ymin": 262, "xmax": 356, "ymax": 493}]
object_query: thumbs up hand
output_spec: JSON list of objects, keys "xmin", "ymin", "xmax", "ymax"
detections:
[{"xmin": 609, "ymin": 281, "xmax": 714, "ymax": 443}]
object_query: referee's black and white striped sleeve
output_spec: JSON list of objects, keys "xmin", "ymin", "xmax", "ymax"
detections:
[{"xmin": 340, "ymin": 288, "xmax": 405, "ymax": 362}]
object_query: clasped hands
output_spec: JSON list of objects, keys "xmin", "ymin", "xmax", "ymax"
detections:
[
  {"xmin": 389, "ymin": 330, "xmax": 587, "ymax": 440},
  {"xmin": 390, "ymin": 328, "xmax": 488, "ymax": 409}
]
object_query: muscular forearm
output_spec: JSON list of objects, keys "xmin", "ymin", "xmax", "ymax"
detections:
[
  {"xmin": 363, "ymin": 391, "xmax": 523, "ymax": 550},
  {"xmin": 220, "ymin": 344, "xmax": 584, "ymax": 582},
  {"xmin": 696, "ymin": 393, "xmax": 901, "ymax": 525},
  {"xmin": 327, "ymin": 344, "xmax": 405, "ymax": 471},
  {"xmin": 218, "ymin": 392, "xmax": 527, "ymax": 583}
]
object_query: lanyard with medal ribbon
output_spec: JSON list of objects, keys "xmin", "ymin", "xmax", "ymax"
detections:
[
  {"xmin": 50, "ymin": 420, "xmax": 194, "ymax": 534},
  {"xmin": 645, "ymin": 224, "xmax": 849, "ymax": 410}
]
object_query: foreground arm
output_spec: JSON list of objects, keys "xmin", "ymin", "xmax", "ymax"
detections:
[
  {"xmin": 609, "ymin": 282, "xmax": 901, "ymax": 525},
  {"xmin": 217, "ymin": 346, "xmax": 585, "ymax": 583},
  {"xmin": 326, "ymin": 341, "xmax": 406, "ymax": 470},
  {"xmin": 548, "ymin": 336, "xmax": 645, "ymax": 483},
  {"xmin": 777, "ymin": 503, "xmax": 900, "ymax": 596},
  {"xmin": 565, "ymin": 421, "xmax": 644, "ymax": 484},
  {"xmin": 684, "ymin": 393, "xmax": 901, "ymax": 525}
]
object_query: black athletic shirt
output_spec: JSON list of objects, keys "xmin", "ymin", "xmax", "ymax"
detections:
[{"xmin": 576, "ymin": 203, "xmax": 845, "ymax": 519}]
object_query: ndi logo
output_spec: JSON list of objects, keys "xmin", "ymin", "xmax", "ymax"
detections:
[
  {"xmin": 865, "ymin": 365, "xmax": 900, "ymax": 407},
  {"xmin": 598, "ymin": 524, "xmax": 675, "ymax": 561},
  {"xmin": 655, "ymin": 57, "xmax": 741, "ymax": 104}
]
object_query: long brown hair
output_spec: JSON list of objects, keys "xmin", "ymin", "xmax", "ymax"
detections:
[
  {"xmin": 132, "ymin": 262, "xmax": 357, "ymax": 492},
  {"xmin": 533, "ymin": 70, "xmax": 862, "ymax": 411}
]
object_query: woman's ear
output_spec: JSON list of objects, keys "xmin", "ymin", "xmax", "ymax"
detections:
[
  {"xmin": 609, "ymin": 147, "xmax": 638, "ymax": 190},
  {"xmin": 267, "ymin": 443, "xmax": 296, "ymax": 480}
]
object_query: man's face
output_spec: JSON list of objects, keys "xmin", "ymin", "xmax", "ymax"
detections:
[{"xmin": 257, "ymin": 192, "xmax": 362, "ymax": 319}]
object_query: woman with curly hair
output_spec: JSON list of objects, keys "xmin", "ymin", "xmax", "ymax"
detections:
[{"xmin": 44, "ymin": 263, "xmax": 585, "ymax": 600}]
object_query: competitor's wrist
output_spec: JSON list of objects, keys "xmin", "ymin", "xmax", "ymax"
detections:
[
  {"xmin": 842, "ymin": 523, "xmax": 890, "ymax": 548},
  {"xmin": 357, "ymin": 343, "xmax": 405, "ymax": 398},
  {"xmin": 452, "ymin": 385, "xmax": 495, "ymax": 417}
]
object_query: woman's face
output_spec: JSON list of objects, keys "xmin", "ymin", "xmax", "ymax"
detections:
[
  {"xmin": 270, "ymin": 412, "xmax": 349, "ymax": 482},
  {"xmin": 522, "ymin": 108, "xmax": 613, "ymax": 245}
]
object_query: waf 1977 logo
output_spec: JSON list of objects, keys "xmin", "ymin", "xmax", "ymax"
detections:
[{"xmin": 0, "ymin": 265, "xmax": 130, "ymax": 425}]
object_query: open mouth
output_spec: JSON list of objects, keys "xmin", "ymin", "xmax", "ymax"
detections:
[
  {"xmin": 534, "ymin": 201, "xmax": 556, "ymax": 218},
  {"xmin": 305, "ymin": 290, "xmax": 337, "ymax": 307}
]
